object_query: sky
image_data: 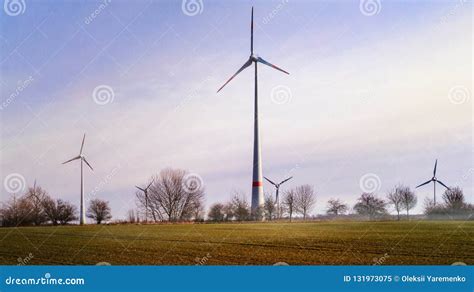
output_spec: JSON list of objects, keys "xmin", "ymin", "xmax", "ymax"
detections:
[{"xmin": 0, "ymin": 0, "xmax": 472, "ymax": 219}]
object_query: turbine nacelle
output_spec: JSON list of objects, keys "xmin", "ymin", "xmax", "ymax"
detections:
[
  {"xmin": 216, "ymin": 7, "xmax": 289, "ymax": 94},
  {"xmin": 415, "ymin": 159, "xmax": 450, "ymax": 206}
]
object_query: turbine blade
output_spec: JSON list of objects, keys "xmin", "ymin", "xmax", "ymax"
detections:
[
  {"xmin": 433, "ymin": 159, "xmax": 437, "ymax": 176},
  {"xmin": 217, "ymin": 59, "xmax": 252, "ymax": 93},
  {"xmin": 264, "ymin": 176, "xmax": 277, "ymax": 186},
  {"xmin": 62, "ymin": 156, "xmax": 81, "ymax": 164},
  {"xmin": 251, "ymin": 7, "xmax": 254, "ymax": 54},
  {"xmin": 280, "ymin": 176, "xmax": 293, "ymax": 184},
  {"xmin": 146, "ymin": 180, "xmax": 153, "ymax": 190},
  {"xmin": 437, "ymin": 180, "xmax": 450, "ymax": 190},
  {"xmin": 415, "ymin": 179, "xmax": 432, "ymax": 188},
  {"xmin": 256, "ymin": 57, "xmax": 289, "ymax": 75},
  {"xmin": 135, "ymin": 186, "xmax": 145, "ymax": 192},
  {"xmin": 83, "ymin": 157, "xmax": 94, "ymax": 171},
  {"xmin": 80, "ymin": 133, "xmax": 86, "ymax": 155}
]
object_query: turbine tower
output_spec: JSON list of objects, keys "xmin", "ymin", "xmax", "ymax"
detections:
[
  {"xmin": 136, "ymin": 180, "xmax": 153, "ymax": 223},
  {"xmin": 264, "ymin": 176, "xmax": 292, "ymax": 219},
  {"xmin": 415, "ymin": 159, "xmax": 450, "ymax": 205},
  {"xmin": 217, "ymin": 7, "xmax": 289, "ymax": 219},
  {"xmin": 62, "ymin": 133, "xmax": 93, "ymax": 225}
]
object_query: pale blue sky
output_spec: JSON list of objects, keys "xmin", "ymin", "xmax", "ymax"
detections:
[{"xmin": 1, "ymin": 0, "xmax": 472, "ymax": 219}]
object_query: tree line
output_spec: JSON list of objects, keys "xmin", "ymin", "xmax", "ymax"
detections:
[
  {"xmin": 1, "ymin": 168, "xmax": 472, "ymax": 226},
  {"xmin": 0, "ymin": 183, "xmax": 112, "ymax": 226}
]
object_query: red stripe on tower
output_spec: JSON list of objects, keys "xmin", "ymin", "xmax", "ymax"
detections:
[{"xmin": 252, "ymin": 181, "xmax": 263, "ymax": 187}]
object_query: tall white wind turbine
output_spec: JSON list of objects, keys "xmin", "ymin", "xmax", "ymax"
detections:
[
  {"xmin": 217, "ymin": 7, "xmax": 289, "ymax": 219},
  {"xmin": 62, "ymin": 133, "xmax": 94, "ymax": 225}
]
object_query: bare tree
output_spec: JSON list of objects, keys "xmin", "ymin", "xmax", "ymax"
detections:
[
  {"xmin": 264, "ymin": 194, "xmax": 276, "ymax": 220},
  {"xmin": 295, "ymin": 185, "xmax": 316, "ymax": 220},
  {"xmin": 399, "ymin": 186, "xmax": 416, "ymax": 219},
  {"xmin": 25, "ymin": 183, "xmax": 48, "ymax": 226},
  {"xmin": 387, "ymin": 186, "xmax": 404, "ymax": 220},
  {"xmin": 326, "ymin": 198, "xmax": 348, "ymax": 216},
  {"xmin": 43, "ymin": 198, "xmax": 77, "ymax": 225},
  {"xmin": 0, "ymin": 195, "xmax": 34, "ymax": 227},
  {"xmin": 222, "ymin": 202, "xmax": 234, "ymax": 221},
  {"xmin": 443, "ymin": 187, "xmax": 464, "ymax": 210},
  {"xmin": 353, "ymin": 193, "xmax": 387, "ymax": 220},
  {"xmin": 208, "ymin": 203, "xmax": 225, "ymax": 221},
  {"xmin": 57, "ymin": 200, "xmax": 77, "ymax": 225},
  {"xmin": 283, "ymin": 189, "xmax": 296, "ymax": 222},
  {"xmin": 86, "ymin": 199, "xmax": 112, "ymax": 224},
  {"xmin": 127, "ymin": 209, "xmax": 137, "ymax": 223},
  {"xmin": 230, "ymin": 191, "xmax": 250, "ymax": 221},
  {"xmin": 145, "ymin": 168, "xmax": 205, "ymax": 222}
]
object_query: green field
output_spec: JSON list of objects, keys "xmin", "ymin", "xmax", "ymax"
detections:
[{"xmin": 0, "ymin": 221, "xmax": 472, "ymax": 265}]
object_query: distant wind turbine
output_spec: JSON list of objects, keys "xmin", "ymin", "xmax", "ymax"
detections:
[
  {"xmin": 136, "ymin": 180, "xmax": 153, "ymax": 223},
  {"xmin": 217, "ymin": 7, "xmax": 289, "ymax": 219},
  {"xmin": 415, "ymin": 159, "xmax": 450, "ymax": 205},
  {"xmin": 62, "ymin": 133, "xmax": 93, "ymax": 225},
  {"xmin": 264, "ymin": 176, "xmax": 292, "ymax": 219}
]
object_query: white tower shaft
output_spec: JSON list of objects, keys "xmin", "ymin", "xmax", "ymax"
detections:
[
  {"xmin": 80, "ymin": 158, "xmax": 86, "ymax": 225},
  {"xmin": 251, "ymin": 62, "xmax": 264, "ymax": 219}
]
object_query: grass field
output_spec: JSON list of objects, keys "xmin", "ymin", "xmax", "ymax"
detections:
[{"xmin": 0, "ymin": 221, "xmax": 472, "ymax": 265}]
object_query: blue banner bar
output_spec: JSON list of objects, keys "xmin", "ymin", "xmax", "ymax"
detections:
[{"xmin": 0, "ymin": 266, "xmax": 471, "ymax": 292}]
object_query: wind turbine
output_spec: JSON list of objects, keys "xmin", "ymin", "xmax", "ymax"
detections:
[
  {"xmin": 415, "ymin": 159, "xmax": 450, "ymax": 205},
  {"xmin": 136, "ymin": 180, "xmax": 153, "ymax": 223},
  {"xmin": 217, "ymin": 7, "xmax": 289, "ymax": 219},
  {"xmin": 264, "ymin": 176, "xmax": 292, "ymax": 219},
  {"xmin": 62, "ymin": 133, "xmax": 93, "ymax": 225}
]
